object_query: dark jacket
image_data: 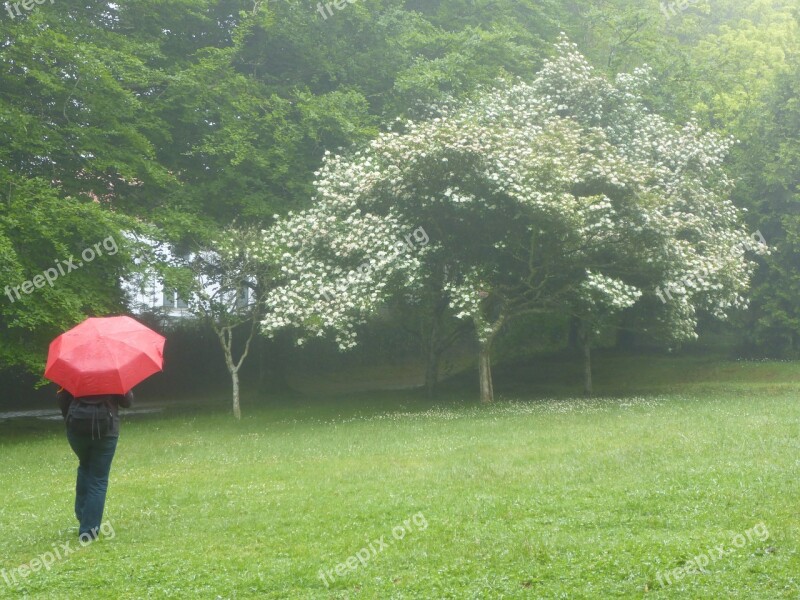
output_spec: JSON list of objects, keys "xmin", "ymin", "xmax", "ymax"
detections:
[{"xmin": 57, "ymin": 389, "xmax": 134, "ymax": 437}]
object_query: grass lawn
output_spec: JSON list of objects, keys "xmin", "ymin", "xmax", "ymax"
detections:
[{"xmin": 1, "ymin": 357, "xmax": 799, "ymax": 598}]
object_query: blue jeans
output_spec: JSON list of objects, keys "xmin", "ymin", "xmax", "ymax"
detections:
[{"xmin": 66, "ymin": 432, "xmax": 118, "ymax": 537}]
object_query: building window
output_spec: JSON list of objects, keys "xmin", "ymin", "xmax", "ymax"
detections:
[{"xmin": 163, "ymin": 290, "xmax": 175, "ymax": 308}]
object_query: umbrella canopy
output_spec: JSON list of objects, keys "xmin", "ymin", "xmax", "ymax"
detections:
[{"xmin": 45, "ymin": 316, "xmax": 165, "ymax": 397}]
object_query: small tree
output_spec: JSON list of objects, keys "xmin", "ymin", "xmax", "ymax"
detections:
[{"xmin": 172, "ymin": 228, "xmax": 270, "ymax": 420}]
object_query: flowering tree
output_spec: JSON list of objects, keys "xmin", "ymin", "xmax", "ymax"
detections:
[{"xmin": 256, "ymin": 36, "xmax": 763, "ymax": 402}]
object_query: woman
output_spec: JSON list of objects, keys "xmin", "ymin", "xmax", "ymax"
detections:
[{"xmin": 57, "ymin": 388, "xmax": 133, "ymax": 540}]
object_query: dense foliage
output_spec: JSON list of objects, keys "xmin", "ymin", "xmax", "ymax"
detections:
[{"xmin": 0, "ymin": 0, "xmax": 798, "ymax": 382}]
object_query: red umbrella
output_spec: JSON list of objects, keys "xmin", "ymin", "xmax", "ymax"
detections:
[{"xmin": 45, "ymin": 316, "xmax": 165, "ymax": 397}]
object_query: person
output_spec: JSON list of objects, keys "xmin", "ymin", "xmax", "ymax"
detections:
[{"xmin": 57, "ymin": 387, "xmax": 133, "ymax": 540}]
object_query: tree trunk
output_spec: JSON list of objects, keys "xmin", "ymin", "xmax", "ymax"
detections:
[
  {"xmin": 582, "ymin": 335, "xmax": 592, "ymax": 397},
  {"xmin": 615, "ymin": 312, "xmax": 635, "ymax": 350},
  {"xmin": 425, "ymin": 348, "xmax": 441, "ymax": 398},
  {"xmin": 258, "ymin": 335, "xmax": 265, "ymax": 389},
  {"xmin": 475, "ymin": 312, "xmax": 505, "ymax": 404},
  {"xmin": 423, "ymin": 299, "xmax": 449, "ymax": 398},
  {"xmin": 478, "ymin": 345, "xmax": 494, "ymax": 404},
  {"xmin": 425, "ymin": 312, "xmax": 441, "ymax": 397},
  {"xmin": 214, "ymin": 320, "xmax": 256, "ymax": 421},
  {"xmin": 567, "ymin": 316, "xmax": 580, "ymax": 350},
  {"xmin": 231, "ymin": 368, "xmax": 241, "ymax": 420}
]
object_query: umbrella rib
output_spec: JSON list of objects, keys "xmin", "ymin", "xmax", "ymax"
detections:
[{"xmin": 96, "ymin": 333, "xmax": 124, "ymax": 394}]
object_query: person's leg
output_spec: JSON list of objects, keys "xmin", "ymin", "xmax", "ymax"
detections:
[
  {"xmin": 78, "ymin": 435, "xmax": 118, "ymax": 538},
  {"xmin": 66, "ymin": 432, "xmax": 91, "ymax": 523}
]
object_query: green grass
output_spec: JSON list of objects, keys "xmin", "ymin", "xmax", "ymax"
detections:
[{"xmin": 1, "ymin": 357, "xmax": 799, "ymax": 598}]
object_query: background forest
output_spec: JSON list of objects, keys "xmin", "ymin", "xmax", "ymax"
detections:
[{"xmin": 1, "ymin": 0, "xmax": 799, "ymax": 402}]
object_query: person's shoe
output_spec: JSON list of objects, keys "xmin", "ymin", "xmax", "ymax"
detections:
[{"xmin": 78, "ymin": 530, "xmax": 98, "ymax": 543}]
